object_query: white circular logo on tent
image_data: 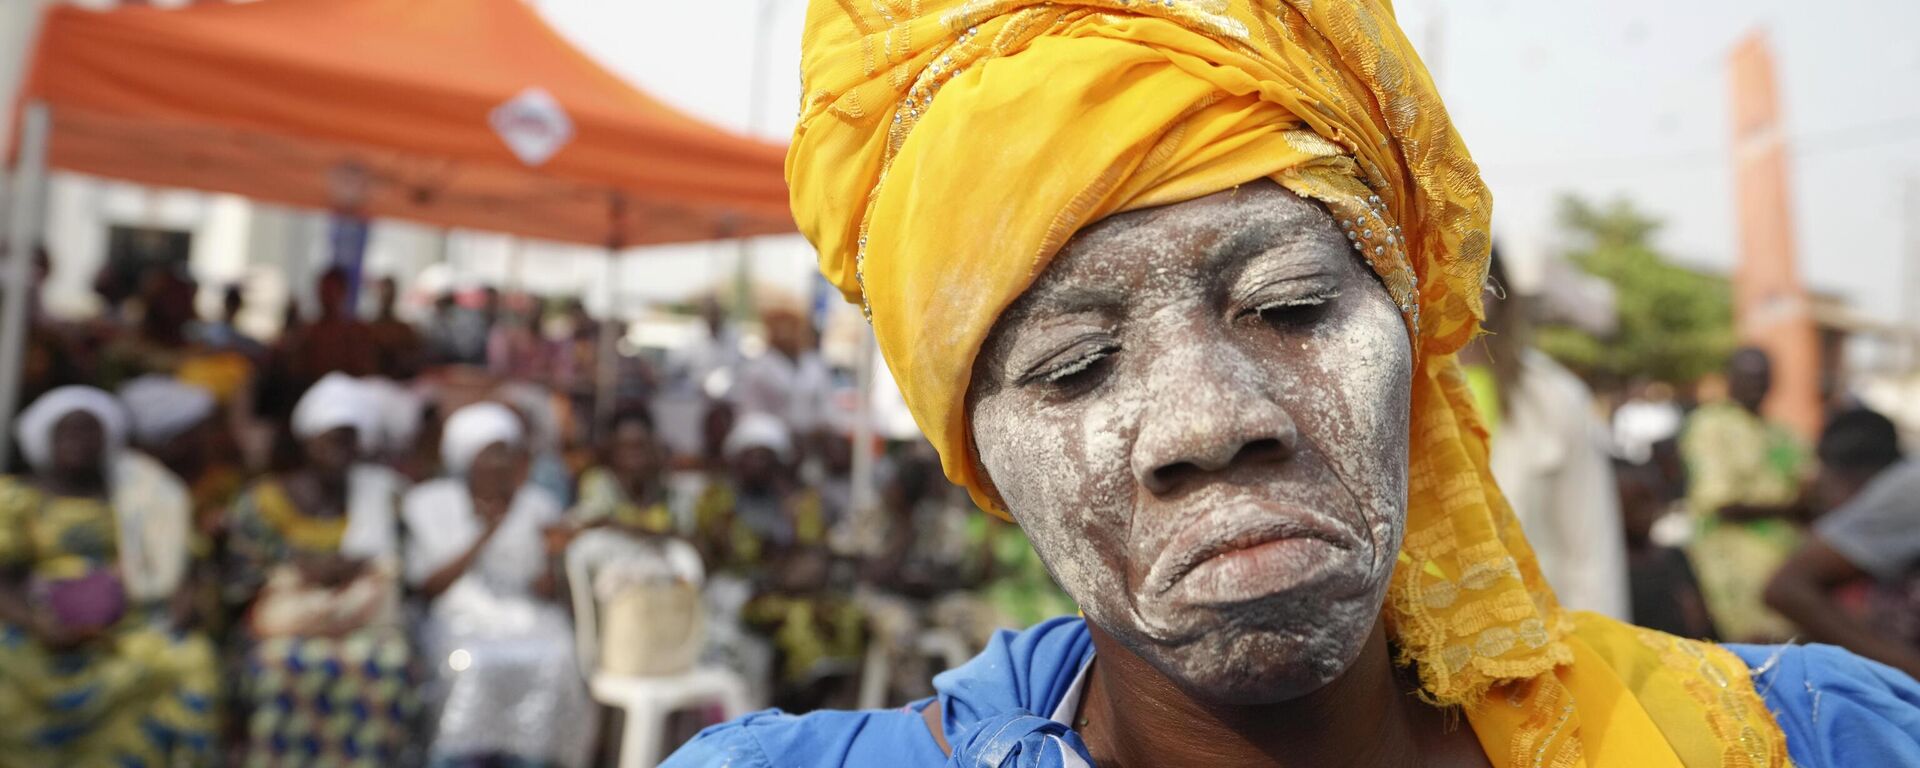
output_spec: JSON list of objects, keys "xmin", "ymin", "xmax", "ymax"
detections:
[{"xmin": 490, "ymin": 87, "xmax": 575, "ymax": 167}]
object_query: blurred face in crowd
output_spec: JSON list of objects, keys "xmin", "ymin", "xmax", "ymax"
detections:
[
  {"xmin": 702, "ymin": 297, "xmax": 727, "ymax": 336},
  {"xmin": 701, "ymin": 403, "xmax": 735, "ymax": 463},
  {"xmin": 468, "ymin": 441, "xmax": 528, "ymax": 499},
  {"xmin": 49, "ymin": 411, "xmax": 108, "ymax": 484},
  {"xmin": 153, "ymin": 420, "xmax": 215, "ymax": 480},
  {"xmin": 317, "ymin": 271, "xmax": 350, "ymax": 318},
  {"xmin": 1811, "ymin": 411, "xmax": 1904, "ymax": 515},
  {"xmin": 967, "ymin": 181, "xmax": 1414, "ymax": 705},
  {"xmin": 822, "ymin": 433, "xmax": 854, "ymax": 477},
  {"xmin": 607, "ymin": 418, "xmax": 661, "ymax": 487},
  {"xmin": 142, "ymin": 270, "xmax": 198, "ymax": 342},
  {"xmin": 1615, "ymin": 461, "xmax": 1666, "ymax": 548},
  {"xmin": 222, "ymin": 285, "xmax": 244, "ymax": 324},
  {"xmin": 732, "ymin": 445, "xmax": 783, "ymax": 494},
  {"xmin": 302, "ymin": 426, "xmax": 359, "ymax": 480},
  {"xmin": 765, "ymin": 311, "xmax": 808, "ymax": 360},
  {"xmin": 1726, "ymin": 347, "xmax": 1772, "ymax": 414}
]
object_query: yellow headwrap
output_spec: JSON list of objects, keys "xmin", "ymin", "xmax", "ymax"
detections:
[{"xmin": 791, "ymin": 1, "xmax": 1787, "ymax": 765}]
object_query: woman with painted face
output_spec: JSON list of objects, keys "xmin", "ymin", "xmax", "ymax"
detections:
[
  {"xmin": 0, "ymin": 386, "xmax": 217, "ymax": 765},
  {"xmin": 225, "ymin": 373, "xmax": 415, "ymax": 766},
  {"xmin": 664, "ymin": 2, "xmax": 1920, "ymax": 767},
  {"xmin": 402, "ymin": 401, "xmax": 595, "ymax": 768}
]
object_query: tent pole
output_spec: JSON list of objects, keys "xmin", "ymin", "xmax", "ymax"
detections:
[
  {"xmin": 0, "ymin": 102, "xmax": 50, "ymax": 468},
  {"xmin": 593, "ymin": 195, "xmax": 626, "ymax": 442},
  {"xmin": 594, "ymin": 248, "xmax": 619, "ymax": 439}
]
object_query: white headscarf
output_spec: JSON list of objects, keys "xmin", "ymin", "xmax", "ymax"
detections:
[
  {"xmin": 117, "ymin": 376, "xmax": 216, "ymax": 448},
  {"xmin": 15, "ymin": 386, "xmax": 128, "ymax": 472},
  {"xmin": 440, "ymin": 402, "xmax": 525, "ymax": 476},
  {"xmin": 292, "ymin": 373, "xmax": 377, "ymax": 453},
  {"xmin": 722, "ymin": 410, "xmax": 794, "ymax": 463}
]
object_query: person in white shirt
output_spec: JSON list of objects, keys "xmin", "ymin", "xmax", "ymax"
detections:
[{"xmin": 732, "ymin": 307, "xmax": 834, "ymax": 441}]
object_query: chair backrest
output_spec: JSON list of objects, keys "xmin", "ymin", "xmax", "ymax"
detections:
[{"xmin": 564, "ymin": 529, "xmax": 706, "ymax": 680}]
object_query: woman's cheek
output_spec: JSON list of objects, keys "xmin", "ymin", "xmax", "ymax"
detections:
[
  {"xmin": 992, "ymin": 400, "xmax": 1135, "ymax": 616},
  {"xmin": 1301, "ymin": 302, "xmax": 1412, "ymax": 565}
]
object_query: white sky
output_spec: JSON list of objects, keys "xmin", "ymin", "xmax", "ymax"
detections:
[{"xmin": 538, "ymin": 0, "xmax": 1920, "ymax": 326}]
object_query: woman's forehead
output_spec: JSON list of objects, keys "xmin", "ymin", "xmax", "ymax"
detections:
[
  {"xmin": 54, "ymin": 409, "xmax": 104, "ymax": 431},
  {"xmin": 1023, "ymin": 182, "xmax": 1343, "ymax": 300}
]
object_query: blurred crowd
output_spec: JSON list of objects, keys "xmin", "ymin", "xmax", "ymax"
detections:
[
  {"xmin": 0, "ymin": 254, "xmax": 1072, "ymax": 767},
  {"xmin": 1464, "ymin": 252, "xmax": 1920, "ymax": 684}
]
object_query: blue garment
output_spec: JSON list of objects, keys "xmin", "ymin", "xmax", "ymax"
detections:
[
  {"xmin": 664, "ymin": 617, "xmax": 1920, "ymax": 767},
  {"xmin": 1728, "ymin": 643, "xmax": 1920, "ymax": 767}
]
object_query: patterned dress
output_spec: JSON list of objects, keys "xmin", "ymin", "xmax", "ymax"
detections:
[
  {"xmin": 1681, "ymin": 402, "xmax": 1812, "ymax": 642},
  {"xmin": 571, "ymin": 466, "xmax": 674, "ymax": 534},
  {"xmin": 693, "ymin": 483, "xmax": 826, "ymax": 578},
  {"xmin": 227, "ymin": 479, "xmax": 416, "ymax": 768},
  {"xmin": 0, "ymin": 477, "xmax": 218, "ymax": 767}
]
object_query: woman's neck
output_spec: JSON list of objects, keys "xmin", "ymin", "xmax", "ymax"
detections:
[
  {"xmin": 40, "ymin": 469, "xmax": 108, "ymax": 498},
  {"xmin": 616, "ymin": 470, "xmax": 653, "ymax": 504},
  {"xmin": 286, "ymin": 468, "xmax": 349, "ymax": 517},
  {"xmin": 467, "ymin": 478, "xmax": 514, "ymax": 505},
  {"xmin": 1080, "ymin": 621, "xmax": 1485, "ymax": 768}
]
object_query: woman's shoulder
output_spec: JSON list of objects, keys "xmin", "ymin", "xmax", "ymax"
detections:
[
  {"xmin": 0, "ymin": 475, "xmax": 39, "ymax": 508},
  {"xmin": 400, "ymin": 478, "xmax": 465, "ymax": 520},
  {"xmin": 664, "ymin": 617, "xmax": 1095, "ymax": 766},
  {"xmin": 1726, "ymin": 642, "xmax": 1920, "ymax": 768},
  {"xmin": 403, "ymin": 477, "xmax": 462, "ymax": 501},
  {"xmin": 662, "ymin": 706, "xmax": 945, "ymax": 768}
]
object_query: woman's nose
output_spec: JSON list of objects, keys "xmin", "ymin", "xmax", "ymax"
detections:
[{"xmin": 1130, "ymin": 345, "xmax": 1299, "ymax": 498}]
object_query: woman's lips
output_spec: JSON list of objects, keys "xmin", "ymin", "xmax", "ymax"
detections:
[{"xmin": 1146, "ymin": 507, "xmax": 1354, "ymax": 603}]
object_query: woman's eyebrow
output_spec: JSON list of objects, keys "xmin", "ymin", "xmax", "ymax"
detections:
[
  {"xmin": 1213, "ymin": 216, "xmax": 1328, "ymax": 284},
  {"xmin": 1017, "ymin": 263, "xmax": 1128, "ymax": 316}
]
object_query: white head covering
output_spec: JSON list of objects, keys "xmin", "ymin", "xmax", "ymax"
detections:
[
  {"xmin": 117, "ymin": 376, "xmax": 216, "ymax": 448},
  {"xmin": 292, "ymin": 373, "xmax": 377, "ymax": 452},
  {"xmin": 723, "ymin": 411, "xmax": 794, "ymax": 463},
  {"xmin": 441, "ymin": 401, "xmax": 525, "ymax": 476},
  {"xmin": 15, "ymin": 386, "xmax": 128, "ymax": 472}
]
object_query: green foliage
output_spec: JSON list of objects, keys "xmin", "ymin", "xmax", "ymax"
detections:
[{"xmin": 1534, "ymin": 195, "xmax": 1736, "ymax": 386}]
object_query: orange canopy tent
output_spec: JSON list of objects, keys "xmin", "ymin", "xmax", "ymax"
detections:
[
  {"xmin": 10, "ymin": 0, "xmax": 794, "ymax": 247},
  {"xmin": 0, "ymin": 0, "xmax": 798, "ymax": 465}
]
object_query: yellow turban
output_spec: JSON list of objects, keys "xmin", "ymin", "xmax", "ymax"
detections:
[{"xmin": 791, "ymin": 1, "xmax": 1787, "ymax": 764}]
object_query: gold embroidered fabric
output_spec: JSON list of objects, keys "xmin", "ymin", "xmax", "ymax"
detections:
[{"xmin": 789, "ymin": 1, "xmax": 1791, "ymax": 764}]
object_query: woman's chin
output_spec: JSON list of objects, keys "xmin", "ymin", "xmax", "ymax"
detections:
[{"xmin": 1104, "ymin": 596, "xmax": 1382, "ymax": 706}]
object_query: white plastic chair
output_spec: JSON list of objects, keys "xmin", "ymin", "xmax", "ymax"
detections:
[
  {"xmin": 857, "ymin": 626, "xmax": 975, "ymax": 710},
  {"xmin": 567, "ymin": 530, "xmax": 754, "ymax": 767},
  {"xmin": 589, "ymin": 666, "xmax": 753, "ymax": 767}
]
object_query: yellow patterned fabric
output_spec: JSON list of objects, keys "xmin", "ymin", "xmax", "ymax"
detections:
[
  {"xmin": 0, "ymin": 478, "xmax": 218, "ymax": 767},
  {"xmin": 789, "ymin": 1, "xmax": 1790, "ymax": 765}
]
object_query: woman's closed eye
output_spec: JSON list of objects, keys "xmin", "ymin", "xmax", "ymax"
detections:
[
  {"xmin": 1237, "ymin": 286, "xmax": 1341, "ymax": 328},
  {"xmin": 1017, "ymin": 337, "xmax": 1121, "ymax": 392}
]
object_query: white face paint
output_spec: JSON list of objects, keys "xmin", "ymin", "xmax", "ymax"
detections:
[{"xmin": 968, "ymin": 181, "xmax": 1413, "ymax": 705}]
